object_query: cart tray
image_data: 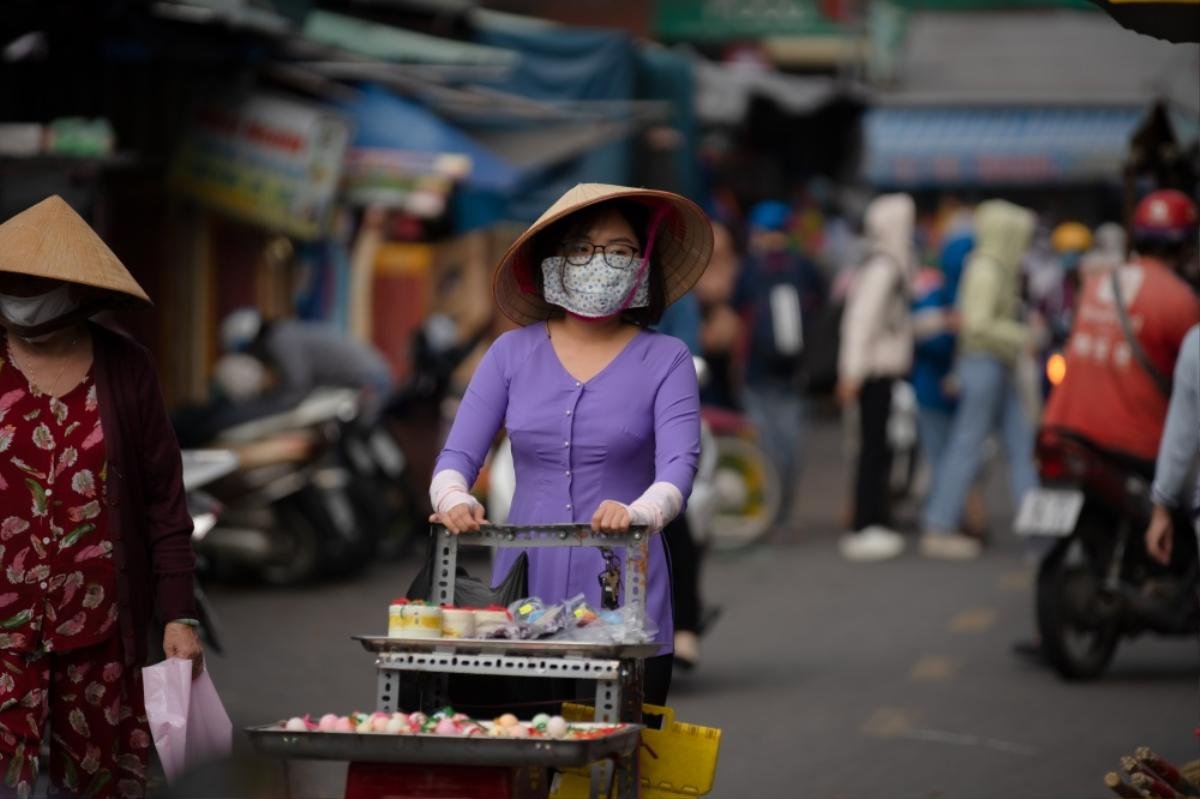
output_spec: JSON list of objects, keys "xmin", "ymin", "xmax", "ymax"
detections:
[
  {"xmin": 355, "ymin": 635, "xmax": 659, "ymax": 660},
  {"xmin": 246, "ymin": 724, "xmax": 641, "ymax": 768}
]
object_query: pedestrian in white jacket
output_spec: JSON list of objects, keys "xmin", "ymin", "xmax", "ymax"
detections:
[{"xmin": 838, "ymin": 193, "xmax": 916, "ymax": 561}]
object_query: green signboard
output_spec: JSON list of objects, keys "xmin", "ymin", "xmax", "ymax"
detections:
[
  {"xmin": 655, "ymin": 0, "xmax": 850, "ymax": 41},
  {"xmin": 656, "ymin": 0, "xmax": 1096, "ymax": 42}
]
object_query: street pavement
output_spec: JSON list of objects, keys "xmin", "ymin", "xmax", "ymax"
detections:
[{"xmin": 186, "ymin": 416, "xmax": 1198, "ymax": 799}]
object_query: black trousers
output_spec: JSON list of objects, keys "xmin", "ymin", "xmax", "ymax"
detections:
[
  {"xmin": 663, "ymin": 515, "xmax": 701, "ymax": 634},
  {"xmin": 853, "ymin": 377, "xmax": 894, "ymax": 531}
]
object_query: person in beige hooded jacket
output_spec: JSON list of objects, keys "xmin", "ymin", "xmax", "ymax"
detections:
[
  {"xmin": 921, "ymin": 199, "xmax": 1040, "ymax": 559},
  {"xmin": 838, "ymin": 194, "xmax": 915, "ymax": 562}
]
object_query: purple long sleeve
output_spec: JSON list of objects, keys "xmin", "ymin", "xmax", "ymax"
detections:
[
  {"xmin": 434, "ymin": 342, "xmax": 510, "ymax": 487},
  {"xmin": 651, "ymin": 344, "xmax": 700, "ymax": 500}
]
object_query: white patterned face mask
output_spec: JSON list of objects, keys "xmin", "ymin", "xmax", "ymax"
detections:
[{"xmin": 541, "ymin": 255, "xmax": 649, "ymax": 319}]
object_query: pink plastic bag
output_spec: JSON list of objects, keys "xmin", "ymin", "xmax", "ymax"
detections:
[{"xmin": 142, "ymin": 658, "xmax": 233, "ymax": 783}]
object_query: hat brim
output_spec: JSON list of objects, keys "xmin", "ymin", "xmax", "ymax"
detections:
[
  {"xmin": 0, "ymin": 196, "xmax": 153, "ymax": 310},
  {"xmin": 494, "ymin": 186, "xmax": 713, "ymax": 326}
]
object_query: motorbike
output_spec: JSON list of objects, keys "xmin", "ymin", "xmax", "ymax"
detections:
[
  {"xmin": 188, "ymin": 388, "xmax": 379, "ymax": 585},
  {"xmin": 1016, "ymin": 429, "xmax": 1199, "ymax": 680},
  {"xmin": 699, "ymin": 404, "xmax": 782, "ymax": 551}
]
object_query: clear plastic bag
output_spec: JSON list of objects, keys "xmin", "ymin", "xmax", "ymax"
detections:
[
  {"xmin": 561, "ymin": 603, "xmax": 658, "ymax": 644},
  {"xmin": 487, "ymin": 595, "xmax": 656, "ymax": 644},
  {"xmin": 142, "ymin": 659, "xmax": 233, "ymax": 784}
]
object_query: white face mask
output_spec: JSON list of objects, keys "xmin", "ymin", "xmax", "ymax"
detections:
[
  {"xmin": 541, "ymin": 255, "xmax": 649, "ymax": 319},
  {"xmin": 0, "ymin": 284, "xmax": 81, "ymax": 330}
]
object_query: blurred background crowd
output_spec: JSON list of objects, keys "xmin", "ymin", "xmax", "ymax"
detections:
[{"xmin": 1, "ymin": 0, "xmax": 1198, "ymax": 795}]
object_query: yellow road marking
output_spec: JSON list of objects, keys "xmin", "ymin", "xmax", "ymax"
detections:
[
  {"xmin": 861, "ymin": 707, "xmax": 918, "ymax": 737},
  {"xmin": 910, "ymin": 655, "xmax": 961, "ymax": 682},
  {"xmin": 1000, "ymin": 569, "xmax": 1033, "ymax": 591},
  {"xmin": 949, "ymin": 607, "xmax": 997, "ymax": 634}
]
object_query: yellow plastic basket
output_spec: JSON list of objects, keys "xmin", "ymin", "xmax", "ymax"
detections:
[{"xmin": 549, "ymin": 703, "xmax": 721, "ymax": 798}]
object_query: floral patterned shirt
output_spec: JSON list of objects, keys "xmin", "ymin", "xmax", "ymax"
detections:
[{"xmin": 0, "ymin": 344, "xmax": 118, "ymax": 654}]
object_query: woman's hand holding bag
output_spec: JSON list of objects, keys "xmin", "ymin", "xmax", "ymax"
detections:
[{"xmin": 164, "ymin": 622, "xmax": 205, "ymax": 678}]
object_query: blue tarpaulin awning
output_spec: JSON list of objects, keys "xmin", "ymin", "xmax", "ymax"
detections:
[
  {"xmin": 339, "ymin": 85, "xmax": 520, "ymax": 192},
  {"xmin": 862, "ymin": 105, "xmax": 1146, "ymax": 187}
]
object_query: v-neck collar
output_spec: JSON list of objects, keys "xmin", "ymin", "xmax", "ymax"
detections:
[{"xmin": 542, "ymin": 322, "xmax": 644, "ymax": 386}]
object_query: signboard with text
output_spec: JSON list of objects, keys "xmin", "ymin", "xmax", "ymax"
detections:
[{"xmin": 169, "ymin": 95, "xmax": 351, "ymax": 240}]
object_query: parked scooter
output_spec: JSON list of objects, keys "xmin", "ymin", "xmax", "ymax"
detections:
[
  {"xmin": 1017, "ymin": 430, "xmax": 1199, "ymax": 680},
  {"xmin": 189, "ymin": 389, "xmax": 378, "ymax": 585}
]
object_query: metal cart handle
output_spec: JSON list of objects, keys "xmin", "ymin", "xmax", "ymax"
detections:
[
  {"xmin": 431, "ymin": 522, "xmax": 650, "ymax": 545},
  {"xmin": 428, "ymin": 524, "xmax": 651, "ymax": 630}
]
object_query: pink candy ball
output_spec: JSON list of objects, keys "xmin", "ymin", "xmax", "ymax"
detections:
[
  {"xmin": 508, "ymin": 724, "xmax": 530, "ymax": 739},
  {"xmin": 318, "ymin": 714, "xmax": 339, "ymax": 732},
  {"xmin": 334, "ymin": 717, "xmax": 355, "ymax": 733},
  {"xmin": 434, "ymin": 718, "xmax": 458, "ymax": 736}
]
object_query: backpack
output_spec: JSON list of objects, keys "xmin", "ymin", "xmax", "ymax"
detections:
[{"xmin": 741, "ymin": 252, "xmax": 818, "ymax": 384}]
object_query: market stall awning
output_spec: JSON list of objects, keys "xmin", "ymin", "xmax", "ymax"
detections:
[
  {"xmin": 341, "ymin": 86, "xmax": 519, "ymax": 191},
  {"xmin": 303, "ymin": 10, "xmax": 518, "ymax": 68},
  {"xmin": 861, "ymin": 105, "xmax": 1147, "ymax": 187}
]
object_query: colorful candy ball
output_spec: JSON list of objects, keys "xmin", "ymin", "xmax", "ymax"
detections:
[
  {"xmin": 546, "ymin": 716, "xmax": 569, "ymax": 738},
  {"xmin": 284, "ymin": 717, "xmax": 306, "ymax": 732}
]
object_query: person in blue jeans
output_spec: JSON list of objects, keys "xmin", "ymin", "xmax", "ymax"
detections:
[
  {"xmin": 912, "ymin": 232, "xmax": 972, "ymax": 480},
  {"xmin": 922, "ymin": 200, "xmax": 1040, "ymax": 559}
]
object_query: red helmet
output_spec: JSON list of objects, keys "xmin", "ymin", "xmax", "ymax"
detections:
[{"xmin": 1132, "ymin": 189, "xmax": 1199, "ymax": 245}]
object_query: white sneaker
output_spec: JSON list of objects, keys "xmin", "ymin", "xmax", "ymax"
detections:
[
  {"xmin": 840, "ymin": 526, "xmax": 906, "ymax": 562},
  {"xmin": 920, "ymin": 532, "xmax": 983, "ymax": 560}
]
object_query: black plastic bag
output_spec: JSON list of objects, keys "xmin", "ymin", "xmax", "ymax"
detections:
[
  {"xmin": 405, "ymin": 532, "xmax": 529, "ymax": 607},
  {"xmin": 400, "ymin": 532, "xmax": 530, "ymax": 716}
]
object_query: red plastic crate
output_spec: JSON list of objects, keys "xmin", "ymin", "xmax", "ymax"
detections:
[{"xmin": 345, "ymin": 762, "xmax": 548, "ymax": 799}]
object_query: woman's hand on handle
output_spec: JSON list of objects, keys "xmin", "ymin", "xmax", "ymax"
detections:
[
  {"xmin": 430, "ymin": 502, "xmax": 488, "ymax": 535},
  {"xmin": 592, "ymin": 500, "xmax": 632, "ymax": 533}
]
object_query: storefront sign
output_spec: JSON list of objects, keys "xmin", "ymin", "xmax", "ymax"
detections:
[{"xmin": 169, "ymin": 95, "xmax": 351, "ymax": 240}]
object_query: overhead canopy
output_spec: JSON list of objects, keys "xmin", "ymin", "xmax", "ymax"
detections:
[
  {"xmin": 302, "ymin": 10, "xmax": 518, "ymax": 69},
  {"xmin": 340, "ymin": 86, "xmax": 519, "ymax": 191},
  {"xmin": 692, "ymin": 58, "xmax": 841, "ymax": 124},
  {"xmin": 862, "ymin": 105, "xmax": 1146, "ymax": 187},
  {"xmin": 884, "ymin": 10, "xmax": 1199, "ymax": 111}
]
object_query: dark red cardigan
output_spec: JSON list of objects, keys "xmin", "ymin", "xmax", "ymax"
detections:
[{"xmin": 90, "ymin": 323, "xmax": 197, "ymax": 666}]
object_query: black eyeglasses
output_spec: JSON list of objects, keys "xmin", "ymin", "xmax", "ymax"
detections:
[{"xmin": 560, "ymin": 239, "xmax": 640, "ymax": 269}]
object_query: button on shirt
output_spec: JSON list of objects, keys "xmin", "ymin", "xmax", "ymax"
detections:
[
  {"xmin": 435, "ymin": 324, "xmax": 701, "ymax": 652},
  {"xmin": 0, "ymin": 353, "xmax": 119, "ymax": 654}
]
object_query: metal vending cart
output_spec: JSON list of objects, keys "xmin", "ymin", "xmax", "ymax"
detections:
[{"xmin": 249, "ymin": 524, "xmax": 654, "ymax": 799}]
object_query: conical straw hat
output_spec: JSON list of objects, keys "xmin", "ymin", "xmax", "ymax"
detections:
[
  {"xmin": 494, "ymin": 183, "xmax": 713, "ymax": 326},
  {"xmin": 0, "ymin": 195, "xmax": 150, "ymax": 307}
]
